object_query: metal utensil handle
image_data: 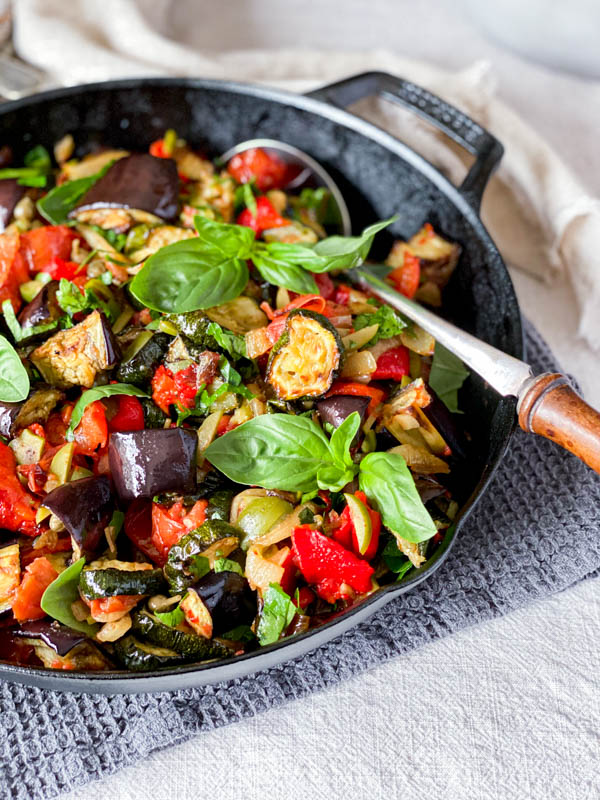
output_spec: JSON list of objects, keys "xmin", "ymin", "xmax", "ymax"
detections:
[{"xmin": 306, "ymin": 71, "xmax": 503, "ymax": 210}]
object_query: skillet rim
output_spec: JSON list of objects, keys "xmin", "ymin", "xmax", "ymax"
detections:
[{"xmin": 0, "ymin": 76, "xmax": 524, "ymax": 692}]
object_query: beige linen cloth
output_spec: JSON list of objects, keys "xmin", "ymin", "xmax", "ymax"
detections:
[{"xmin": 12, "ymin": 0, "xmax": 600, "ymax": 347}]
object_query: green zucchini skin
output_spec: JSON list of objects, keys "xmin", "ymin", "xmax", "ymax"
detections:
[
  {"xmin": 164, "ymin": 519, "xmax": 240, "ymax": 594},
  {"xmin": 79, "ymin": 567, "xmax": 166, "ymax": 599},
  {"xmin": 133, "ymin": 609, "xmax": 230, "ymax": 660},
  {"xmin": 140, "ymin": 397, "xmax": 168, "ymax": 428},
  {"xmin": 266, "ymin": 309, "xmax": 343, "ymax": 401},
  {"xmin": 206, "ymin": 491, "xmax": 234, "ymax": 522},
  {"xmin": 113, "ymin": 635, "xmax": 184, "ymax": 671},
  {"xmin": 115, "ymin": 331, "xmax": 170, "ymax": 387},
  {"xmin": 165, "ymin": 311, "xmax": 220, "ymax": 349}
]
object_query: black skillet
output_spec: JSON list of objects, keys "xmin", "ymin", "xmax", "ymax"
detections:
[{"xmin": 0, "ymin": 72, "xmax": 521, "ymax": 693}]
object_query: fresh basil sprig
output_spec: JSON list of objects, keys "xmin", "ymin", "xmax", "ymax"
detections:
[
  {"xmin": 67, "ymin": 383, "xmax": 149, "ymax": 438},
  {"xmin": 1, "ymin": 299, "xmax": 57, "ymax": 343},
  {"xmin": 429, "ymin": 342, "xmax": 469, "ymax": 414},
  {"xmin": 37, "ymin": 159, "xmax": 116, "ymax": 225},
  {"xmin": 0, "ymin": 145, "xmax": 52, "ymax": 188},
  {"xmin": 205, "ymin": 411, "xmax": 437, "ymax": 543},
  {"xmin": 130, "ymin": 214, "xmax": 397, "ymax": 313},
  {"xmin": 257, "ymin": 583, "xmax": 297, "ymax": 645},
  {"xmin": 0, "ymin": 334, "xmax": 29, "ymax": 402},
  {"xmin": 40, "ymin": 557, "xmax": 99, "ymax": 636}
]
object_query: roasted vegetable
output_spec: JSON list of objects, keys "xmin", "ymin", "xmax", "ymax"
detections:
[
  {"xmin": 316, "ymin": 395, "xmax": 370, "ymax": 430},
  {"xmin": 0, "ymin": 386, "xmax": 63, "ymax": 438},
  {"xmin": 42, "ymin": 476, "xmax": 112, "ymax": 558},
  {"xmin": 17, "ymin": 279, "xmax": 62, "ymax": 337},
  {"xmin": 267, "ymin": 310, "xmax": 342, "ymax": 400},
  {"xmin": 30, "ymin": 310, "xmax": 120, "ymax": 388},
  {"xmin": 71, "ymin": 153, "xmax": 179, "ymax": 222},
  {"xmin": 140, "ymin": 397, "xmax": 168, "ymax": 429},
  {"xmin": 115, "ymin": 331, "xmax": 170, "ymax": 387},
  {"xmin": 193, "ymin": 570, "xmax": 256, "ymax": 635},
  {"xmin": 205, "ymin": 491, "xmax": 234, "ymax": 522},
  {"xmin": 236, "ymin": 496, "xmax": 293, "ymax": 551},
  {"xmin": 13, "ymin": 619, "xmax": 87, "ymax": 656},
  {"xmin": 109, "ymin": 429, "xmax": 198, "ymax": 501},
  {"xmin": 79, "ymin": 560, "xmax": 166, "ymax": 600},
  {"xmin": 113, "ymin": 634, "xmax": 184, "ymax": 671},
  {"xmin": 0, "ymin": 179, "xmax": 25, "ymax": 231},
  {"xmin": 205, "ymin": 297, "xmax": 267, "ymax": 334},
  {"xmin": 0, "ymin": 542, "xmax": 20, "ymax": 613},
  {"xmin": 133, "ymin": 608, "xmax": 230, "ymax": 660},
  {"xmin": 164, "ymin": 519, "xmax": 240, "ymax": 594}
]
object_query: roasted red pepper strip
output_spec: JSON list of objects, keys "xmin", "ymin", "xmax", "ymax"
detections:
[
  {"xmin": 371, "ymin": 346, "xmax": 410, "ymax": 381},
  {"xmin": 73, "ymin": 400, "xmax": 108, "ymax": 456},
  {"xmin": 0, "ymin": 230, "xmax": 29, "ymax": 312},
  {"xmin": 389, "ymin": 251, "xmax": 420, "ymax": 299},
  {"xmin": 20, "ymin": 225, "xmax": 78, "ymax": 274},
  {"xmin": 107, "ymin": 395, "xmax": 145, "ymax": 433},
  {"xmin": 0, "ymin": 442, "xmax": 39, "ymax": 536},
  {"xmin": 325, "ymin": 381, "xmax": 386, "ymax": 416},
  {"xmin": 291, "ymin": 526, "xmax": 374, "ymax": 602},
  {"xmin": 12, "ymin": 557, "xmax": 58, "ymax": 622},
  {"xmin": 237, "ymin": 195, "xmax": 288, "ymax": 234},
  {"xmin": 227, "ymin": 147, "xmax": 289, "ymax": 191}
]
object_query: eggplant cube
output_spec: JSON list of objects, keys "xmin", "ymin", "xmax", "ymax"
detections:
[
  {"xmin": 0, "ymin": 179, "xmax": 25, "ymax": 231},
  {"xmin": 31, "ymin": 310, "xmax": 120, "ymax": 388},
  {"xmin": 316, "ymin": 395, "xmax": 370, "ymax": 430},
  {"xmin": 109, "ymin": 428, "xmax": 197, "ymax": 501},
  {"xmin": 43, "ymin": 476, "xmax": 112, "ymax": 557}
]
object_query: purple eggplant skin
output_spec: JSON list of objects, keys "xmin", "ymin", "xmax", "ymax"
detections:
[
  {"xmin": 18, "ymin": 280, "xmax": 61, "ymax": 332},
  {"xmin": 316, "ymin": 395, "xmax": 370, "ymax": 430},
  {"xmin": 98, "ymin": 311, "xmax": 121, "ymax": 367},
  {"xmin": 70, "ymin": 153, "xmax": 179, "ymax": 221},
  {"xmin": 0, "ymin": 402, "xmax": 21, "ymax": 438},
  {"xmin": 109, "ymin": 428, "xmax": 198, "ymax": 501},
  {"xmin": 193, "ymin": 571, "xmax": 256, "ymax": 635},
  {"xmin": 43, "ymin": 476, "xmax": 112, "ymax": 556},
  {"xmin": 13, "ymin": 620, "xmax": 87, "ymax": 656},
  {"xmin": 421, "ymin": 388, "xmax": 469, "ymax": 462},
  {"xmin": 0, "ymin": 179, "xmax": 25, "ymax": 232}
]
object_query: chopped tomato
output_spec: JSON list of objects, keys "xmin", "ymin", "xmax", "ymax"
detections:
[
  {"xmin": 12, "ymin": 557, "xmax": 58, "ymax": 622},
  {"xmin": 73, "ymin": 400, "xmax": 108, "ymax": 456},
  {"xmin": 216, "ymin": 415, "xmax": 232, "ymax": 436},
  {"xmin": 333, "ymin": 284, "xmax": 351, "ymax": 305},
  {"xmin": 17, "ymin": 463, "xmax": 47, "ymax": 494},
  {"xmin": 151, "ymin": 365, "xmax": 180, "ymax": 415},
  {"xmin": 371, "ymin": 346, "xmax": 410, "ymax": 381},
  {"xmin": 44, "ymin": 413, "xmax": 69, "ymax": 446},
  {"xmin": 0, "ymin": 442, "xmax": 39, "ymax": 536},
  {"xmin": 41, "ymin": 256, "xmax": 83, "ymax": 281},
  {"xmin": 237, "ymin": 195, "xmax": 288, "ymax": 234},
  {"xmin": 20, "ymin": 225, "xmax": 78, "ymax": 275},
  {"xmin": 149, "ymin": 139, "xmax": 169, "ymax": 158},
  {"xmin": 279, "ymin": 548, "xmax": 297, "ymax": 596},
  {"xmin": 389, "ymin": 251, "xmax": 420, "ymax": 299},
  {"xmin": 227, "ymin": 147, "xmax": 289, "ymax": 191},
  {"xmin": 151, "ymin": 499, "xmax": 208, "ymax": 564},
  {"xmin": 313, "ymin": 272, "xmax": 335, "ymax": 300},
  {"xmin": 325, "ymin": 381, "xmax": 386, "ymax": 416},
  {"xmin": 88, "ymin": 595, "xmax": 141, "ymax": 620},
  {"xmin": 124, "ymin": 499, "xmax": 162, "ymax": 564},
  {"xmin": 0, "ymin": 230, "xmax": 29, "ymax": 312},
  {"xmin": 107, "ymin": 395, "xmax": 145, "ymax": 432},
  {"xmin": 152, "ymin": 355, "xmax": 220, "ymax": 415}
]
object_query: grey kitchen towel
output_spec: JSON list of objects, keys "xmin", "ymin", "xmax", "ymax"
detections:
[{"xmin": 1, "ymin": 319, "xmax": 599, "ymax": 800}]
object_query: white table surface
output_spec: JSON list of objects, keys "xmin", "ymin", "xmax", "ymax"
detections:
[{"xmin": 59, "ymin": 2, "xmax": 599, "ymax": 797}]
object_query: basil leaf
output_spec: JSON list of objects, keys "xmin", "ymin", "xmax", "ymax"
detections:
[
  {"xmin": 194, "ymin": 214, "xmax": 255, "ymax": 259},
  {"xmin": 359, "ymin": 451, "xmax": 437, "ymax": 543},
  {"xmin": 220, "ymin": 624, "xmax": 255, "ymax": 642},
  {"xmin": 0, "ymin": 167, "xmax": 48, "ymax": 188},
  {"xmin": 213, "ymin": 557, "xmax": 243, "ymax": 575},
  {"xmin": 67, "ymin": 383, "xmax": 148, "ymax": 438},
  {"xmin": 24, "ymin": 145, "xmax": 51, "ymax": 170},
  {"xmin": 40, "ymin": 557, "xmax": 98, "ymax": 636},
  {"xmin": 354, "ymin": 304, "xmax": 407, "ymax": 344},
  {"xmin": 316, "ymin": 463, "xmax": 356, "ymax": 493},
  {"xmin": 205, "ymin": 413, "xmax": 333, "ymax": 493},
  {"xmin": 328, "ymin": 411, "xmax": 360, "ymax": 469},
  {"xmin": 188, "ymin": 554, "xmax": 210, "ymax": 580},
  {"xmin": 2, "ymin": 298, "xmax": 57, "ymax": 342},
  {"xmin": 382, "ymin": 538, "xmax": 413, "ymax": 580},
  {"xmin": 257, "ymin": 583, "xmax": 297, "ymax": 645},
  {"xmin": 154, "ymin": 604, "xmax": 185, "ymax": 627},
  {"xmin": 429, "ymin": 342, "xmax": 469, "ymax": 414},
  {"xmin": 262, "ymin": 241, "xmax": 327, "ymax": 266},
  {"xmin": 0, "ymin": 334, "xmax": 29, "ymax": 402},
  {"xmin": 310, "ymin": 216, "xmax": 397, "ymax": 273},
  {"xmin": 251, "ymin": 250, "xmax": 318, "ymax": 294},
  {"xmin": 130, "ymin": 239, "xmax": 249, "ymax": 313},
  {"xmin": 37, "ymin": 161, "xmax": 114, "ymax": 225},
  {"xmin": 206, "ymin": 322, "xmax": 247, "ymax": 359},
  {"xmin": 56, "ymin": 278, "xmax": 101, "ymax": 318}
]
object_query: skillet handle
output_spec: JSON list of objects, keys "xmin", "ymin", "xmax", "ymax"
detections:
[
  {"xmin": 518, "ymin": 373, "xmax": 600, "ymax": 473},
  {"xmin": 306, "ymin": 71, "xmax": 503, "ymax": 210}
]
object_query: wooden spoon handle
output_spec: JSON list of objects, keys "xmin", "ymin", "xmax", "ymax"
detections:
[{"xmin": 518, "ymin": 373, "xmax": 600, "ymax": 472}]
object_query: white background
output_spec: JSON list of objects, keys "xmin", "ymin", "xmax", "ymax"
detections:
[{"xmin": 50, "ymin": 1, "xmax": 599, "ymax": 797}]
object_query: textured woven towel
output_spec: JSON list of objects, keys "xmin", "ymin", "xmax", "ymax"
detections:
[{"xmin": 0, "ymin": 320, "xmax": 599, "ymax": 800}]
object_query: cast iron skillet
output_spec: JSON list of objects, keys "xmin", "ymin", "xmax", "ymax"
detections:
[{"xmin": 0, "ymin": 72, "xmax": 522, "ymax": 693}]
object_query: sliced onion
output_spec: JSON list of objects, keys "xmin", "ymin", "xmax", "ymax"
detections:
[{"xmin": 341, "ymin": 350, "xmax": 377, "ymax": 381}]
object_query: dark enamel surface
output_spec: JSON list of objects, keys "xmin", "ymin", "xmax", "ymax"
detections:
[
  {"xmin": 71, "ymin": 153, "xmax": 179, "ymax": 220},
  {"xmin": 109, "ymin": 428, "xmax": 197, "ymax": 501},
  {"xmin": 0, "ymin": 77, "xmax": 522, "ymax": 693},
  {"xmin": 42, "ymin": 476, "xmax": 112, "ymax": 556}
]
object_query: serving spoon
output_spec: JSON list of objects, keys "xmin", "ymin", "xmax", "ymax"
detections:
[{"xmin": 223, "ymin": 140, "xmax": 600, "ymax": 474}]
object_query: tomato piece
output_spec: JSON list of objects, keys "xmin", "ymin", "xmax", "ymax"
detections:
[
  {"xmin": 389, "ymin": 251, "xmax": 420, "ymax": 299},
  {"xmin": 107, "ymin": 395, "xmax": 145, "ymax": 433},
  {"xmin": 313, "ymin": 272, "xmax": 335, "ymax": 300},
  {"xmin": 333, "ymin": 284, "xmax": 351, "ymax": 305},
  {"xmin": 227, "ymin": 148, "xmax": 289, "ymax": 191},
  {"xmin": 124, "ymin": 499, "xmax": 162, "ymax": 564},
  {"xmin": 151, "ymin": 365, "xmax": 180, "ymax": 415},
  {"xmin": 216, "ymin": 415, "xmax": 232, "ymax": 436},
  {"xmin": 73, "ymin": 400, "xmax": 108, "ymax": 456},
  {"xmin": 149, "ymin": 139, "xmax": 168, "ymax": 158},
  {"xmin": 0, "ymin": 230, "xmax": 29, "ymax": 312},
  {"xmin": 20, "ymin": 225, "xmax": 78, "ymax": 274},
  {"xmin": 325, "ymin": 381, "xmax": 386, "ymax": 416},
  {"xmin": 151, "ymin": 499, "xmax": 208, "ymax": 564},
  {"xmin": 279, "ymin": 548, "xmax": 297, "ymax": 597},
  {"xmin": 237, "ymin": 196, "xmax": 288, "ymax": 234},
  {"xmin": 88, "ymin": 595, "xmax": 141, "ymax": 619},
  {"xmin": 0, "ymin": 442, "xmax": 39, "ymax": 536},
  {"xmin": 371, "ymin": 346, "xmax": 410, "ymax": 381},
  {"xmin": 294, "ymin": 587, "xmax": 315, "ymax": 610},
  {"xmin": 42, "ymin": 256, "xmax": 82, "ymax": 281},
  {"xmin": 12, "ymin": 557, "xmax": 58, "ymax": 622}
]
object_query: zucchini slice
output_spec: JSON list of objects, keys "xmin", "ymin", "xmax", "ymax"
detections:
[
  {"xmin": 79, "ymin": 560, "xmax": 166, "ymax": 600},
  {"xmin": 266, "ymin": 309, "xmax": 342, "ymax": 400},
  {"xmin": 113, "ymin": 635, "xmax": 184, "ymax": 671},
  {"xmin": 164, "ymin": 519, "xmax": 240, "ymax": 594},
  {"xmin": 115, "ymin": 331, "xmax": 170, "ymax": 388},
  {"xmin": 133, "ymin": 609, "xmax": 230, "ymax": 660}
]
